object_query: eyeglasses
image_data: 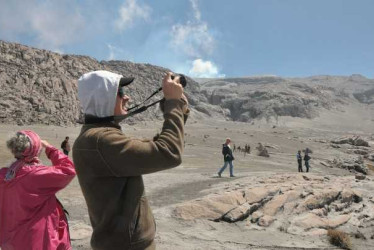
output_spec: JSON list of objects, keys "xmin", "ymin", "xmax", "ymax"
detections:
[
  {"xmin": 117, "ymin": 77, "xmax": 135, "ymax": 98},
  {"xmin": 118, "ymin": 86, "xmax": 126, "ymax": 98}
]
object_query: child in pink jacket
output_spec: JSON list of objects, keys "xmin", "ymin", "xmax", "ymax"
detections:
[{"xmin": 0, "ymin": 130, "xmax": 76, "ymax": 250}]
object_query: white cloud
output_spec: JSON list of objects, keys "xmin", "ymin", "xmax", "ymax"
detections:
[
  {"xmin": 189, "ymin": 59, "xmax": 225, "ymax": 78},
  {"xmin": 168, "ymin": 1, "xmax": 223, "ymax": 78},
  {"xmin": 171, "ymin": 22, "xmax": 214, "ymax": 58},
  {"xmin": 31, "ymin": 2, "xmax": 85, "ymax": 49},
  {"xmin": 170, "ymin": 0, "xmax": 215, "ymax": 58},
  {"xmin": 107, "ymin": 43, "xmax": 134, "ymax": 61},
  {"xmin": 190, "ymin": 0, "xmax": 201, "ymax": 21},
  {"xmin": 115, "ymin": 0, "xmax": 151, "ymax": 31},
  {"xmin": 0, "ymin": 0, "xmax": 85, "ymax": 51},
  {"xmin": 107, "ymin": 44, "xmax": 117, "ymax": 60}
]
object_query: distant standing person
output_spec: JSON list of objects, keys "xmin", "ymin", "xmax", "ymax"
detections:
[
  {"xmin": 218, "ymin": 138, "xmax": 235, "ymax": 177},
  {"xmin": 304, "ymin": 152, "xmax": 311, "ymax": 172},
  {"xmin": 61, "ymin": 136, "xmax": 71, "ymax": 156},
  {"xmin": 297, "ymin": 150, "xmax": 303, "ymax": 172}
]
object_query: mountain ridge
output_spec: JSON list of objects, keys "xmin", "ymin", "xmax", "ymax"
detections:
[{"xmin": 1, "ymin": 40, "xmax": 373, "ymax": 126}]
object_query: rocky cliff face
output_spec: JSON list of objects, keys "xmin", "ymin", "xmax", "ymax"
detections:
[
  {"xmin": 1, "ymin": 40, "xmax": 374, "ymax": 125},
  {"xmin": 0, "ymin": 40, "xmax": 218, "ymax": 125},
  {"xmin": 198, "ymin": 75, "xmax": 374, "ymax": 122},
  {"xmin": 0, "ymin": 41, "xmax": 94, "ymax": 125}
]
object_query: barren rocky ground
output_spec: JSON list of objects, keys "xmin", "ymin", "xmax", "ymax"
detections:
[
  {"xmin": 1, "ymin": 102, "xmax": 373, "ymax": 250},
  {"xmin": 1, "ymin": 40, "xmax": 374, "ymax": 249}
]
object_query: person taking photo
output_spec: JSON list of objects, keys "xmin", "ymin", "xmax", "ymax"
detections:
[{"xmin": 73, "ymin": 70, "xmax": 189, "ymax": 250}]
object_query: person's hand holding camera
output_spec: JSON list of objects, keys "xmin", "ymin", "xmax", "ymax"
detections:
[{"xmin": 162, "ymin": 72, "xmax": 183, "ymax": 100}]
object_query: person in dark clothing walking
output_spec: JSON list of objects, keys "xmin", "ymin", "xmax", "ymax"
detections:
[
  {"xmin": 218, "ymin": 138, "xmax": 235, "ymax": 177},
  {"xmin": 297, "ymin": 150, "xmax": 303, "ymax": 172},
  {"xmin": 304, "ymin": 152, "xmax": 311, "ymax": 172},
  {"xmin": 61, "ymin": 136, "xmax": 71, "ymax": 156}
]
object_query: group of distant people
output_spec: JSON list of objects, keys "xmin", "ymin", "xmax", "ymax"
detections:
[
  {"xmin": 217, "ymin": 139, "xmax": 313, "ymax": 178},
  {"xmin": 233, "ymin": 144, "xmax": 251, "ymax": 154},
  {"xmin": 296, "ymin": 150, "xmax": 311, "ymax": 172},
  {"xmin": 0, "ymin": 71, "xmax": 189, "ymax": 250}
]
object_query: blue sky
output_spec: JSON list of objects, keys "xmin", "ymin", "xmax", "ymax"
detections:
[{"xmin": 0, "ymin": 0, "xmax": 373, "ymax": 78}]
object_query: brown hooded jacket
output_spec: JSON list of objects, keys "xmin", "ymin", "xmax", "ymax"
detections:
[{"xmin": 73, "ymin": 99, "xmax": 188, "ymax": 250}]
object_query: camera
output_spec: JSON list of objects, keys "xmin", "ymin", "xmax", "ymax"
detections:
[{"xmin": 171, "ymin": 74, "xmax": 187, "ymax": 88}]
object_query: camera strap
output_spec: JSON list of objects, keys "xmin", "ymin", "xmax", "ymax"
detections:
[
  {"xmin": 127, "ymin": 87, "xmax": 162, "ymax": 112},
  {"xmin": 84, "ymin": 89, "xmax": 163, "ymax": 124},
  {"xmin": 114, "ymin": 98, "xmax": 163, "ymax": 121}
]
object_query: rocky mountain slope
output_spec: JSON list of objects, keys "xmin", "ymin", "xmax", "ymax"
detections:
[
  {"xmin": 1, "ymin": 40, "xmax": 374, "ymax": 125},
  {"xmin": 197, "ymin": 75, "xmax": 374, "ymax": 122},
  {"xmin": 0, "ymin": 40, "xmax": 213, "ymax": 125}
]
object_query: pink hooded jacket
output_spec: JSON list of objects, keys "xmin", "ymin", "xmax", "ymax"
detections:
[{"xmin": 0, "ymin": 131, "xmax": 76, "ymax": 250}]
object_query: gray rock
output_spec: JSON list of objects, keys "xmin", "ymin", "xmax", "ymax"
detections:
[
  {"xmin": 331, "ymin": 136, "xmax": 370, "ymax": 147},
  {"xmin": 223, "ymin": 203, "xmax": 259, "ymax": 222},
  {"xmin": 258, "ymin": 215, "xmax": 275, "ymax": 227},
  {"xmin": 251, "ymin": 211, "xmax": 263, "ymax": 223},
  {"xmin": 256, "ymin": 143, "xmax": 270, "ymax": 157},
  {"xmin": 355, "ymin": 174, "xmax": 366, "ymax": 180},
  {"xmin": 368, "ymin": 154, "xmax": 374, "ymax": 161},
  {"xmin": 0, "ymin": 40, "xmax": 214, "ymax": 125},
  {"xmin": 329, "ymin": 157, "xmax": 368, "ymax": 175}
]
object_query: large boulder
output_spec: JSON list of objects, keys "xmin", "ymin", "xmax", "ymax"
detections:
[
  {"xmin": 291, "ymin": 213, "xmax": 351, "ymax": 230},
  {"xmin": 297, "ymin": 189, "xmax": 341, "ymax": 211},
  {"xmin": 262, "ymin": 191, "xmax": 300, "ymax": 216},
  {"xmin": 258, "ymin": 215, "xmax": 275, "ymax": 227},
  {"xmin": 331, "ymin": 136, "xmax": 370, "ymax": 147},
  {"xmin": 174, "ymin": 191, "xmax": 246, "ymax": 220},
  {"xmin": 256, "ymin": 143, "xmax": 270, "ymax": 157},
  {"xmin": 328, "ymin": 157, "xmax": 368, "ymax": 175},
  {"xmin": 244, "ymin": 187, "xmax": 279, "ymax": 204},
  {"xmin": 222, "ymin": 203, "xmax": 259, "ymax": 222}
]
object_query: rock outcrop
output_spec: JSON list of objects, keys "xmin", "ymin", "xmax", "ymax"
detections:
[
  {"xmin": 256, "ymin": 143, "xmax": 270, "ymax": 157},
  {"xmin": 0, "ymin": 40, "xmax": 220, "ymax": 125},
  {"xmin": 322, "ymin": 156, "xmax": 369, "ymax": 175},
  {"xmin": 331, "ymin": 136, "xmax": 370, "ymax": 147},
  {"xmin": 174, "ymin": 174, "xmax": 374, "ymax": 239}
]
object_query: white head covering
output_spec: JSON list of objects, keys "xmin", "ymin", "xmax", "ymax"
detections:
[{"xmin": 78, "ymin": 70, "xmax": 123, "ymax": 117}]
